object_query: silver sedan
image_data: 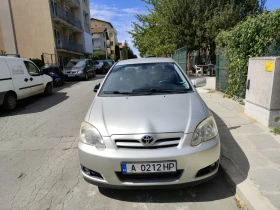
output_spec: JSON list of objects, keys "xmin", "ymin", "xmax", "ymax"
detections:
[{"xmin": 78, "ymin": 58, "xmax": 220, "ymax": 188}]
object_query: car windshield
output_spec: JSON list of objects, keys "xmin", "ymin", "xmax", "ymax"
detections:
[
  {"xmin": 66, "ymin": 60, "xmax": 85, "ymax": 68},
  {"xmin": 100, "ymin": 62, "xmax": 192, "ymax": 95}
]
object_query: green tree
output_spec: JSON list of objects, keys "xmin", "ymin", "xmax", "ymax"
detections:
[
  {"xmin": 130, "ymin": 0, "xmax": 266, "ymax": 57},
  {"xmin": 121, "ymin": 41, "xmax": 137, "ymax": 60},
  {"xmin": 90, "ymin": 51, "xmax": 106, "ymax": 60}
]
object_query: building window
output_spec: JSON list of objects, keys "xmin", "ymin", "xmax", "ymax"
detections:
[
  {"xmin": 111, "ymin": 50, "xmax": 114, "ymax": 54},
  {"xmin": 104, "ymin": 42, "xmax": 105, "ymax": 48},
  {"xmin": 102, "ymin": 24, "xmax": 105, "ymax": 27},
  {"xmin": 95, "ymin": 25, "xmax": 97, "ymax": 27},
  {"xmin": 92, "ymin": 40, "xmax": 94, "ymax": 45},
  {"xmin": 109, "ymin": 33, "xmax": 113, "ymax": 38},
  {"xmin": 54, "ymin": 29, "xmax": 61, "ymax": 47},
  {"xmin": 110, "ymin": 41, "xmax": 113, "ymax": 46},
  {"xmin": 84, "ymin": 12, "xmax": 89, "ymax": 25},
  {"xmin": 51, "ymin": 1, "xmax": 58, "ymax": 16}
]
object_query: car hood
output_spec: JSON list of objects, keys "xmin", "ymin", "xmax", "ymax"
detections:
[{"xmin": 86, "ymin": 93, "xmax": 208, "ymax": 136}]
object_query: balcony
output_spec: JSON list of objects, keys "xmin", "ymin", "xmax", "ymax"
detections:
[
  {"xmin": 50, "ymin": 5, "xmax": 82, "ymax": 32},
  {"xmin": 55, "ymin": 39, "xmax": 84, "ymax": 54}
]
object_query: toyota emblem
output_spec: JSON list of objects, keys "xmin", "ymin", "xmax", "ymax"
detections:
[{"xmin": 141, "ymin": 135, "xmax": 154, "ymax": 145}]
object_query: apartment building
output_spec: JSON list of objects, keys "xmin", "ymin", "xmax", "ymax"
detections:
[
  {"xmin": 92, "ymin": 27, "xmax": 109, "ymax": 54},
  {"xmin": 0, "ymin": 0, "xmax": 93, "ymax": 66},
  {"xmin": 90, "ymin": 18, "xmax": 117, "ymax": 56}
]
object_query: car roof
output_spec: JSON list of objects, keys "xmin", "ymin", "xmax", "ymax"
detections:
[{"xmin": 116, "ymin": 58, "xmax": 174, "ymax": 66}]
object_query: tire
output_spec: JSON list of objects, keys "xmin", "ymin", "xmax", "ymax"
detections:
[
  {"xmin": 3, "ymin": 92, "xmax": 17, "ymax": 110},
  {"xmin": 44, "ymin": 83, "xmax": 53, "ymax": 96},
  {"xmin": 84, "ymin": 73, "xmax": 88, "ymax": 81}
]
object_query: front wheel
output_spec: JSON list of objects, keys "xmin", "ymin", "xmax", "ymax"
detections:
[
  {"xmin": 84, "ymin": 73, "xmax": 89, "ymax": 81},
  {"xmin": 3, "ymin": 92, "xmax": 17, "ymax": 110},
  {"xmin": 44, "ymin": 83, "xmax": 52, "ymax": 96}
]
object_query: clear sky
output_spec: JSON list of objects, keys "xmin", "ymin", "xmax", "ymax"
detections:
[{"xmin": 89, "ymin": 0, "xmax": 280, "ymax": 56}]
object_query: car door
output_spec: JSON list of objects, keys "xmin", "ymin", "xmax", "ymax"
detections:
[
  {"xmin": 23, "ymin": 61, "xmax": 45, "ymax": 95},
  {"xmin": 4, "ymin": 58, "xmax": 31, "ymax": 99},
  {"xmin": 87, "ymin": 60, "xmax": 95, "ymax": 76}
]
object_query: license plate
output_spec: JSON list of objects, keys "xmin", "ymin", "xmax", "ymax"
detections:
[
  {"xmin": 68, "ymin": 74, "xmax": 75, "ymax": 77},
  {"xmin": 121, "ymin": 161, "xmax": 176, "ymax": 174}
]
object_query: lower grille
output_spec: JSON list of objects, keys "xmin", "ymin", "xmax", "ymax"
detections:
[{"xmin": 116, "ymin": 170, "xmax": 184, "ymax": 182}]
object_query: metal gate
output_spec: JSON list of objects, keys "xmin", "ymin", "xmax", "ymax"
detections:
[
  {"xmin": 216, "ymin": 49, "xmax": 229, "ymax": 92},
  {"xmin": 172, "ymin": 47, "xmax": 187, "ymax": 72}
]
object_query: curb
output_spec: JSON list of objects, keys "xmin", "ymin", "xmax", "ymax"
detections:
[{"xmin": 220, "ymin": 148, "xmax": 276, "ymax": 210}]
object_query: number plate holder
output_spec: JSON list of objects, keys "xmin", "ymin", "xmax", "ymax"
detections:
[{"xmin": 121, "ymin": 161, "xmax": 177, "ymax": 174}]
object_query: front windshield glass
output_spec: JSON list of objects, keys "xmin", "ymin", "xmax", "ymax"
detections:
[
  {"xmin": 66, "ymin": 60, "xmax": 85, "ymax": 68},
  {"xmin": 100, "ymin": 62, "xmax": 192, "ymax": 95}
]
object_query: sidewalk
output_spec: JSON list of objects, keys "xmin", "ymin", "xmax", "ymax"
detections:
[{"xmin": 197, "ymin": 86, "xmax": 280, "ymax": 210}]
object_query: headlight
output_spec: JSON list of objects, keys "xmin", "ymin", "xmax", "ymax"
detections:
[
  {"xmin": 78, "ymin": 70, "xmax": 84, "ymax": 74},
  {"xmin": 80, "ymin": 121, "xmax": 106, "ymax": 149},
  {"xmin": 191, "ymin": 116, "xmax": 218, "ymax": 146}
]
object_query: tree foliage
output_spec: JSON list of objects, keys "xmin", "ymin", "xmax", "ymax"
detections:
[
  {"xmin": 121, "ymin": 41, "xmax": 137, "ymax": 60},
  {"xmin": 129, "ymin": 0, "xmax": 266, "ymax": 57},
  {"xmin": 91, "ymin": 51, "xmax": 106, "ymax": 60},
  {"xmin": 216, "ymin": 10, "xmax": 280, "ymax": 98}
]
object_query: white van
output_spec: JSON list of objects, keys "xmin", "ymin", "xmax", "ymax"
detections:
[{"xmin": 0, "ymin": 56, "xmax": 53, "ymax": 110}]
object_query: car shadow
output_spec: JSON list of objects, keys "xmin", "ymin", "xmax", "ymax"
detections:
[
  {"xmin": 0, "ymin": 91, "xmax": 69, "ymax": 116},
  {"xmin": 99, "ymin": 170, "xmax": 235, "ymax": 203}
]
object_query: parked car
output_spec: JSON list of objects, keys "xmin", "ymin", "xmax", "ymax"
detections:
[
  {"xmin": 105, "ymin": 59, "xmax": 115, "ymax": 67},
  {"xmin": 78, "ymin": 58, "xmax": 220, "ymax": 188},
  {"xmin": 0, "ymin": 56, "xmax": 53, "ymax": 110},
  {"xmin": 63, "ymin": 59, "xmax": 96, "ymax": 80},
  {"xmin": 41, "ymin": 64, "xmax": 65, "ymax": 87},
  {"xmin": 93, "ymin": 60, "xmax": 111, "ymax": 74}
]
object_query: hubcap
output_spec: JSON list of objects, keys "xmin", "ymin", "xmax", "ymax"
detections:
[{"xmin": 8, "ymin": 96, "xmax": 15, "ymax": 107}]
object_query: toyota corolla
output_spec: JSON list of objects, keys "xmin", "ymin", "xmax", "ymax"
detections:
[{"xmin": 78, "ymin": 58, "xmax": 220, "ymax": 188}]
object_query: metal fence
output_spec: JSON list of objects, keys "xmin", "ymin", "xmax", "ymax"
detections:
[
  {"xmin": 172, "ymin": 47, "xmax": 187, "ymax": 72},
  {"xmin": 216, "ymin": 51, "xmax": 229, "ymax": 92}
]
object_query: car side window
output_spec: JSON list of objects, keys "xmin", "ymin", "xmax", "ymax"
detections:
[
  {"xmin": 24, "ymin": 61, "xmax": 41, "ymax": 76},
  {"xmin": 88, "ymin": 60, "xmax": 94, "ymax": 67}
]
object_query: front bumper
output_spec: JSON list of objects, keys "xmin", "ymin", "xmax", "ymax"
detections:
[
  {"xmin": 64, "ymin": 73, "xmax": 85, "ymax": 79},
  {"xmin": 0, "ymin": 91, "xmax": 7, "ymax": 106},
  {"xmin": 78, "ymin": 133, "xmax": 220, "ymax": 188}
]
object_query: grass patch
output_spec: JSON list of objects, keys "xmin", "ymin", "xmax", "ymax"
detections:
[
  {"xmin": 239, "ymin": 102, "xmax": 245, "ymax": 105},
  {"xmin": 207, "ymin": 90, "xmax": 216, "ymax": 93},
  {"xmin": 271, "ymin": 127, "xmax": 280, "ymax": 135}
]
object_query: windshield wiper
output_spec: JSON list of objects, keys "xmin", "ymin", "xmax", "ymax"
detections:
[
  {"xmin": 103, "ymin": 91, "xmax": 152, "ymax": 95},
  {"xmin": 103, "ymin": 91, "xmax": 133, "ymax": 94},
  {"xmin": 132, "ymin": 89, "xmax": 190, "ymax": 93}
]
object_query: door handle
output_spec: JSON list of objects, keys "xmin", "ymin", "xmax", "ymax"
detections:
[
  {"xmin": 24, "ymin": 78, "xmax": 28, "ymax": 82},
  {"xmin": 30, "ymin": 77, "xmax": 33, "ymax": 81},
  {"xmin": 246, "ymin": 79, "xmax": 250, "ymax": 90}
]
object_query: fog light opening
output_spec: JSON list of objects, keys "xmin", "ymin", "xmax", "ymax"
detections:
[
  {"xmin": 195, "ymin": 160, "xmax": 219, "ymax": 178},
  {"xmin": 209, "ymin": 163, "xmax": 217, "ymax": 172},
  {"xmin": 81, "ymin": 165, "xmax": 104, "ymax": 180}
]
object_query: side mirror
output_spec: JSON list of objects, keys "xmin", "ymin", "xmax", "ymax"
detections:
[
  {"xmin": 94, "ymin": 83, "xmax": 100, "ymax": 92},
  {"xmin": 193, "ymin": 78, "xmax": 207, "ymax": 88}
]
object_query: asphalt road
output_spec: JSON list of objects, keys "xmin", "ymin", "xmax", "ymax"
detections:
[{"xmin": 0, "ymin": 76, "xmax": 239, "ymax": 210}]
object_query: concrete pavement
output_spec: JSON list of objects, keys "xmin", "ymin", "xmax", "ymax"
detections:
[
  {"xmin": 197, "ymin": 80, "xmax": 280, "ymax": 210},
  {"xmin": 0, "ymin": 76, "xmax": 239, "ymax": 210}
]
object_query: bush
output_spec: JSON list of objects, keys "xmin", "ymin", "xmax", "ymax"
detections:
[
  {"xmin": 216, "ymin": 10, "xmax": 280, "ymax": 98},
  {"xmin": 90, "ymin": 51, "xmax": 106, "ymax": 60}
]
